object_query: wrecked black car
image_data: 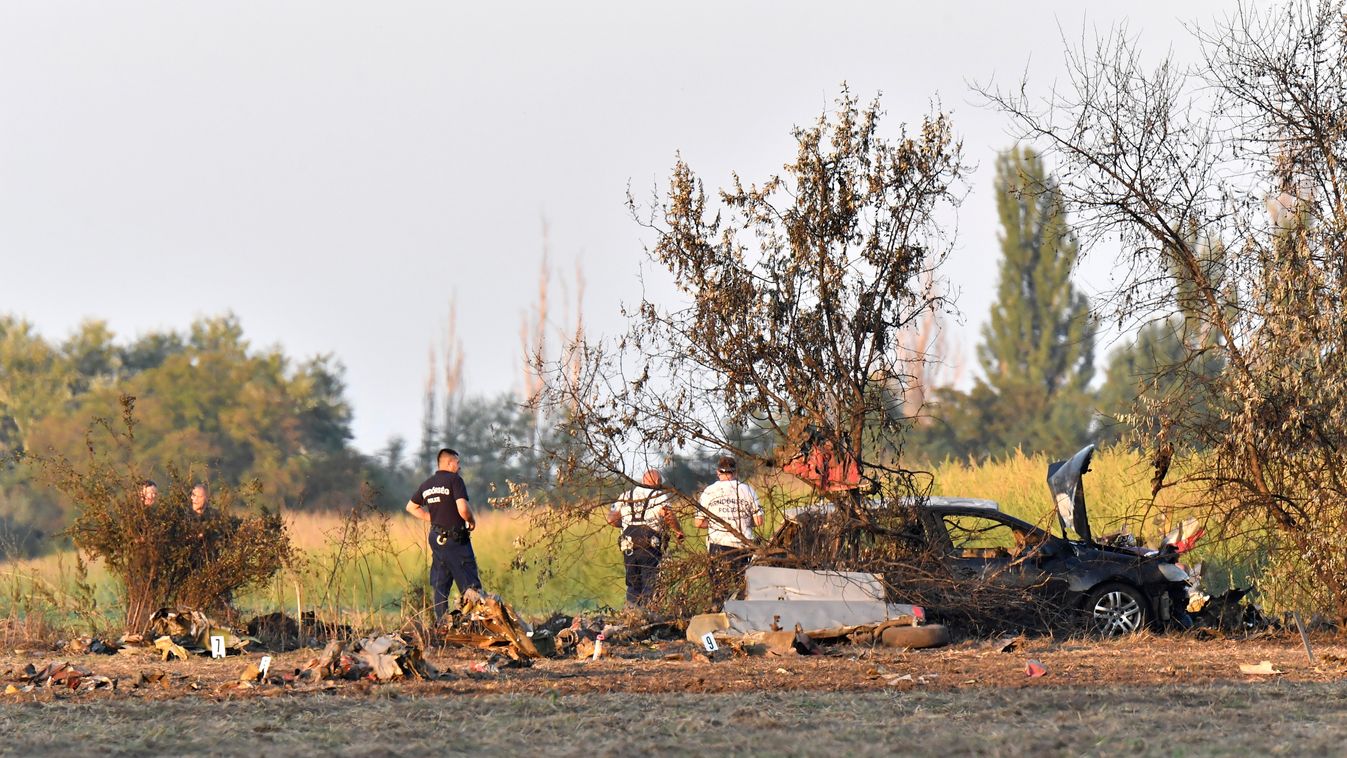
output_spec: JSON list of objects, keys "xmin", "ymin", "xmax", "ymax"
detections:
[
  {"xmin": 925, "ymin": 445, "xmax": 1191, "ymax": 634},
  {"xmin": 776, "ymin": 445, "xmax": 1191, "ymax": 635}
]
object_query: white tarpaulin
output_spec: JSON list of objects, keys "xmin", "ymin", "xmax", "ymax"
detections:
[
  {"xmin": 744, "ymin": 566, "xmax": 887, "ymax": 603},
  {"xmin": 722, "ymin": 599, "xmax": 920, "ymax": 634}
]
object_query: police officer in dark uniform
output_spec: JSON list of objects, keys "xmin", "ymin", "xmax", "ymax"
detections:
[{"xmin": 404, "ymin": 448, "xmax": 482, "ymax": 621}]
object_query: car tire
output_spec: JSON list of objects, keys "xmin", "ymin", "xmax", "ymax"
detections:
[
  {"xmin": 879, "ymin": 624, "xmax": 950, "ymax": 649},
  {"xmin": 1084, "ymin": 582, "xmax": 1150, "ymax": 636}
]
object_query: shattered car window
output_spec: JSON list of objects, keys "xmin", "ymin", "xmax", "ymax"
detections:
[{"xmin": 942, "ymin": 515, "xmax": 1019, "ymax": 558}]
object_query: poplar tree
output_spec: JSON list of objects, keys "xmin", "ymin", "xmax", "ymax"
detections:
[{"xmin": 973, "ymin": 146, "xmax": 1095, "ymax": 456}]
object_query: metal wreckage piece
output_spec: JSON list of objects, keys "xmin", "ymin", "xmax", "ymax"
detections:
[{"xmin": 437, "ymin": 591, "xmax": 542, "ymax": 660}]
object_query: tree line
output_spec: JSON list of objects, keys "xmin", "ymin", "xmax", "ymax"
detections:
[{"xmin": 0, "ymin": 315, "xmax": 376, "ymax": 553}]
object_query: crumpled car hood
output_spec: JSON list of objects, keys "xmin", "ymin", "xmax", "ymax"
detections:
[{"xmin": 1047, "ymin": 444, "xmax": 1095, "ymax": 544}]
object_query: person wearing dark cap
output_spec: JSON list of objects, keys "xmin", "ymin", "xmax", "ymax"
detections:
[
  {"xmin": 695, "ymin": 456, "xmax": 763, "ymax": 602},
  {"xmin": 405, "ymin": 448, "xmax": 482, "ymax": 621}
]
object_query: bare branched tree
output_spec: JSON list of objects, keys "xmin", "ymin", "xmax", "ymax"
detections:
[{"xmin": 980, "ymin": 0, "xmax": 1347, "ymax": 618}]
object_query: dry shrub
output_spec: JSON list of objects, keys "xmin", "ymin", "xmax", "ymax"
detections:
[{"xmin": 22, "ymin": 396, "xmax": 292, "ymax": 631}]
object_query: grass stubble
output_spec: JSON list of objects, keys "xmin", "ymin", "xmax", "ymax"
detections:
[{"xmin": 3, "ymin": 681, "xmax": 1347, "ymax": 756}]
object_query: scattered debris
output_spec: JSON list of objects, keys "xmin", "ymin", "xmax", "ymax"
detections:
[
  {"xmin": 465, "ymin": 652, "xmax": 531, "ymax": 678},
  {"xmin": 686, "ymin": 613, "xmax": 730, "ymax": 643},
  {"xmin": 1161, "ymin": 517, "xmax": 1205, "ymax": 554},
  {"xmin": 554, "ymin": 617, "xmax": 599, "ymax": 658},
  {"xmin": 300, "ymin": 633, "xmax": 439, "ymax": 683},
  {"xmin": 989, "ymin": 636, "xmax": 1019, "ymax": 653},
  {"xmin": 728, "ymin": 625, "xmax": 819, "ymax": 657},
  {"xmin": 1239, "ymin": 660, "xmax": 1283, "ymax": 676},
  {"xmin": 576, "ymin": 636, "xmax": 604, "ymax": 660},
  {"xmin": 132, "ymin": 669, "xmax": 178, "ymax": 689},
  {"xmin": 9, "ymin": 661, "xmax": 116, "ymax": 692},
  {"xmin": 467, "ymin": 660, "xmax": 499, "ymax": 677},
  {"xmin": 56, "ymin": 637, "xmax": 119, "ymax": 655},
  {"xmin": 1187, "ymin": 586, "xmax": 1275, "ymax": 634},
  {"xmin": 148, "ymin": 607, "xmax": 254, "ymax": 655},
  {"xmin": 878, "ymin": 622, "xmax": 950, "ymax": 650},
  {"xmin": 878, "ymin": 672, "xmax": 939, "ymax": 686},
  {"xmin": 239, "ymin": 661, "xmax": 265, "ymax": 683}
]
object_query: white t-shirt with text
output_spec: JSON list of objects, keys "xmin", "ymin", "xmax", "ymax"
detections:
[{"xmin": 699, "ymin": 479, "xmax": 763, "ymax": 548}]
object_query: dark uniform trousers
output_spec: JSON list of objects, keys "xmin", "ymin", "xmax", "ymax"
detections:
[
  {"xmin": 708, "ymin": 543, "xmax": 752, "ymax": 603},
  {"xmin": 624, "ymin": 546, "xmax": 661, "ymax": 607},
  {"xmin": 429, "ymin": 527, "xmax": 482, "ymax": 620}
]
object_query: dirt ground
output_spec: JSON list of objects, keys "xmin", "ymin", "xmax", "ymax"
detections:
[{"xmin": 4, "ymin": 632, "xmax": 1347, "ymax": 755}]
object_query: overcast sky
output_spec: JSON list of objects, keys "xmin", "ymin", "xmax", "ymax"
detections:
[{"xmin": 0, "ymin": 0, "xmax": 1234, "ymax": 453}]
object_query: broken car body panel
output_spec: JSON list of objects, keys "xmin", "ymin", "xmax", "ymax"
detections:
[{"xmin": 1047, "ymin": 444, "xmax": 1095, "ymax": 544}]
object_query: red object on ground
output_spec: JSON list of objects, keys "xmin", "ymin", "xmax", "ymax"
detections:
[{"xmin": 1025, "ymin": 660, "xmax": 1047, "ymax": 678}]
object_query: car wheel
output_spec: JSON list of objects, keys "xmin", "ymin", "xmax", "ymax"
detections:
[{"xmin": 1085, "ymin": 582, "xmax": 1149, "ymax": 635}]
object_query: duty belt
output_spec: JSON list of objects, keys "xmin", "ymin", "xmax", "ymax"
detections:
[{"xmin": 432, "ymin": 524, "xmax": 469, "ymax": 545}]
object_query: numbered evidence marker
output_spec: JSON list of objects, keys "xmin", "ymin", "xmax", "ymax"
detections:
[
  {"xmin": 210, "ymin": 635, "xmax": 226, "ymax": 659},
  {"xmin": 701, "ymin": 632, "xmax": 720, "ymax": 653},
  {"xmin": 259, "ymin": 655, "xmax": 272, "ymax": 678}
]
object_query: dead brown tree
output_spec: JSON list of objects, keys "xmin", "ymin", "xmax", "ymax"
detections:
[{"xmin": 979, "ymin": 0, "xmax": 1347, "ymax": 619}]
